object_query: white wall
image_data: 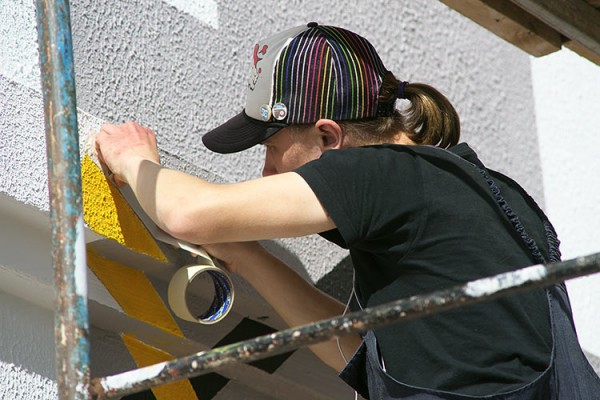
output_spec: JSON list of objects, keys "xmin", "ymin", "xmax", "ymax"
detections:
[{"xmin": 531, "ymin": 49, "xmax": 600, "ymax": 357}]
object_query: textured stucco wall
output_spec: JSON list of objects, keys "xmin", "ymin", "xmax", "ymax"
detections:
[
  {"xmin": 1, "ymin": 0, "xmax": 571, "ymax": 397},
  {"xmin": 531, "ymin": 49, "xmax": 600, "ymax": 357},
  {"xmin": 78, "ymin": 0, "xmax": 543, "ymax": 281},
  {"xmin": 1, "ymin": 0, "xmax": 544, "ymax": 278},
  {"xmin": 0, "ymin": 292, "xmax": 55, "ymax": 380},
  {"xmin": 69, "ymin": 0, "xmax": 544, "ymax": 202}
]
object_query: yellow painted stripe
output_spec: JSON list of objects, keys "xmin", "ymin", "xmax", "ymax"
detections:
[
  {"xmin": 122, "ymin": 334, "xmax": 198, "ymax": 400},
  {"xmin": 87, "ymin": 250, "xmax": 183, "ymax": 338},
  {"xmin": 81, "ymin": 155, "xmax": 167, "ymax": 263}
]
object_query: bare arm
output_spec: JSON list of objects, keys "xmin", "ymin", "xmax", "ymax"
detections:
[
  {"xmin": 204, "ymin": 241, "xmax": 361, "ymax": 371},
  {"xmin": 94, "ymin": 122, "xmax": 335, "ymax": 244},
  {"xmin": 95, "ymin": 122, "xmax": 361, "ymax": 370}
]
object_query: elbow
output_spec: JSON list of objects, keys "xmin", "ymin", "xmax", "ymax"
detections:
[
  {"xmin": 159, "ymin": 207, "xmax": 192, "ymax": 241},
  {"xmin": 158, "ymin": 193, "xmax": 223, "ymax": 244}
]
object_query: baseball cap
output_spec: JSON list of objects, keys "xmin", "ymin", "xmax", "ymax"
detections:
[{"xmin": 202, "ymin": 22, "xmax": 390, "ymax": 154}]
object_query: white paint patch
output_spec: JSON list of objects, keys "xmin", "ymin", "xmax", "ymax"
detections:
[
  {"xmin": 161, "ymin": 0, "xmax": 219, "ymax": 29},
  {"xmin": 0, "ymin": 0, "xmax": 40, "ymax": 91},
  {"xmin": 103, "ymin": 363, "xmax": 166, "ymax": 392},
  {"xmin": 464, "ymin": 264, "xmax": 547, "ymax": 297},
  {"xmin": 75, "ymin": 216, "xmax": 88, "ymax": 298},
  {"xmin": 0, "ymin": 361, "xmax": 57, "ymax": 399},
  {"xmin": 77, "ymin": 108, "xmax": 105, "ymax": 164}
]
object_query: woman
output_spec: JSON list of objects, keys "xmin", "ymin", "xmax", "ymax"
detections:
[{"xmin": 95, "ymin": 23, "xmax": 600, "ymax": 399}]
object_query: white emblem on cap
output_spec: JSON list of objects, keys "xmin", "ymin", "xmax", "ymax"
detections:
[
  {"xmin": 260, "ymin": 104, "xmax": 272, "ymax": 121},
  {"xmin": 272, "ymin": 103, "xmax": 288, "ymax": 121}
]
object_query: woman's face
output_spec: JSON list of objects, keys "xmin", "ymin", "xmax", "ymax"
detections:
[{"xmin": 261, "ymin": 127, "xmax": 324, "ymax": 177}]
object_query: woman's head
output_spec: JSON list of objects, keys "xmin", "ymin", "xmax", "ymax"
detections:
[{"xmin": 202, "ymin": 23, "xmax": 460, "ymax": 155}]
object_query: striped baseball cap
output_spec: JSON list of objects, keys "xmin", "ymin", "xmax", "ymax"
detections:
[{"xmin": 202, "ymin": 22, "xmax": 390, "ymax": 154}]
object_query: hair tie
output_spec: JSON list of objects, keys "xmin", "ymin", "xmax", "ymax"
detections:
[{"xmin": 397, "ymin": 81, "xmax": 409, "ymax": 99}]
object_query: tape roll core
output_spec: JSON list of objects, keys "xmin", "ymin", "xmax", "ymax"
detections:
[{"xmin": 168, "ymin": 261, "xmax": 234, "ymax": 324}]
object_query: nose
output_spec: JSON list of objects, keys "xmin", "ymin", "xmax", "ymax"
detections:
[{"xmin": 262, "ymin": 152, "xmax": 277, "ymax": 177}]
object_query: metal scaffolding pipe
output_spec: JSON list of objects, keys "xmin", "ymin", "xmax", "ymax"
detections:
[
  {"xmin": 91, "ymin": 252, "xmax": 600, "ymax": 399},
  {"xmin": 36, "ymin": 1, "xmax": 90, "ymax": 399}
]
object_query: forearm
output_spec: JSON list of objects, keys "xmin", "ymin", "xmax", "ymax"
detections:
[
  {"xmin": 123, "ymin": 157, "xmax": 214, "ymax": 237},
  {"xmin": 122, "ymin": 158, "xmax": 334, "ymax": 245},
  {"xmin": 97, "ymin": 123, "xmax": 358, "ymax": 369},
  {"xmin": 228, "ymin": 243, "xmax": 361, "ymax": 371}
]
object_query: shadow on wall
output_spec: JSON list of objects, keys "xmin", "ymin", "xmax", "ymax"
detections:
[{"xmin": 315, "ymin": 255, "xmax": 354, "ymax": 303}]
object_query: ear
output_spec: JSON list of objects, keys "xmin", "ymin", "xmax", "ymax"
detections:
[{"xmin": 314, "ymin": 119, "xmax": 345, "ymax": 150}]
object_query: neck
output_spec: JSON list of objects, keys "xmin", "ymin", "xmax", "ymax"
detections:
[
  {"xmin": 342, "ymin": 130, "xmax": 416, "ymax": 148},
  {"xmin": 390, "ymin": 131, "xmax": 416, "ymax": 146}
]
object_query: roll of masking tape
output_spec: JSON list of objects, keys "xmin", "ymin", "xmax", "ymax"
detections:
[{"xmin": 167, "ymin": 254, "xmax": 234, "ymax": 325}]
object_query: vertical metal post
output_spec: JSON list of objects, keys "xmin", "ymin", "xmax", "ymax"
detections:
[{"xmin": 36, "ymin": 1, "xmax": 90, "ymax": 399}]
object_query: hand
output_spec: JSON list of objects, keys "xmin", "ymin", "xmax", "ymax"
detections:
[{"xmin": 94, "ymin": 122, "xmax": 160, "ymax": 185}]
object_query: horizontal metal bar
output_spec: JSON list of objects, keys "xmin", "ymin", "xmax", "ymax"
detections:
[{"xmin": 90, "ymin": 252, "xmax": 600, "ymax": 399}]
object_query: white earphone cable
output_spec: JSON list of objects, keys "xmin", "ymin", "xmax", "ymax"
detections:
[{"xmin": 335, "ymin": 270, "xmax": 360, "ymax": 400}]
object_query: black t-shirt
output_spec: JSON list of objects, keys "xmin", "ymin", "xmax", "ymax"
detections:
[{"xmin": 295, "ymin": 143, "xmax": 553, "ymax": 395}]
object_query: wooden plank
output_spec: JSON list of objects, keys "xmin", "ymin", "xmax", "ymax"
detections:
[
  {"xmin": 439, "ymin": 0, "xmax": 561, "ymax": 56},
  {"xmin": 509, "ymin": 0, "xmax": 600, "ymax": 55},
  {"xmin": 564, "ymin": 40, "xmax": 600, "ymax": 66},
  {"xmin": 584, "ymin": 0, "xmax": 600, "ymax": 8}
]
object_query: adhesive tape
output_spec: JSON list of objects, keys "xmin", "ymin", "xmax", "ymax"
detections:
[{"xmin": 167, "ymin": 257, "xmax": 234, "ymax": 325}]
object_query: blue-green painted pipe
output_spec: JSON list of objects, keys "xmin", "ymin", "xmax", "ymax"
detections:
[{"xmin": 35, "ymin": 1, "xmax": 90, "ymax": 399}]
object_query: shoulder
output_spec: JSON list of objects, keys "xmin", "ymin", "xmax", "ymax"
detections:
[
  {"xmin": 293, "ymin": 145, "xmax": 426, "ymax": 247},
  {"xmin": 305, "ymin": 144, "xmax": 419, "ymax": 168},
  {"xmin": 296, "ymin": 145, "xmax": 426, "ymax": 185},
  {"xmin": 295, "ymin": 145, "xmax": 420, "ymax": 189}
]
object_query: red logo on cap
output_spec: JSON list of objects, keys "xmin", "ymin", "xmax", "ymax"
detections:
[
  {"xmin": 249, "ymin": 44, "xmax": 268, "ymax": 91},
  {"xmin": 253, "ymin": 44, "xmax": 268, "ymax": 73}
]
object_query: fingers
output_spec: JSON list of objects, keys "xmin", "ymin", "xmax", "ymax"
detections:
[
  {"xmin": 91, "ymin": 121, "xmax": 161, "ymax": 185},
  {"xmin": 98, "ymin": 122, "xmax": 159, "ymax": 159},
  {"xmin": 91, "ymin": 130, "xmax": 111, "ymax": 175},
  {"xmin": 99, "ymin": 122, "xmax": 157, "ymax": 143}
]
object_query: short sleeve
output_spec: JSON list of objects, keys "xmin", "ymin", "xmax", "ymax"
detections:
[{"xmin": 294, "ymin": 146, "xmax": 423, "ymax": 249}]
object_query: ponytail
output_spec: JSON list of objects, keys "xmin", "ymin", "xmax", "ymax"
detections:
[
  {"xmin": 339, "ymin": 71, "xmax": 460, "ymax": 148},
  {"xmin": 401, "ymin": 80, "xmax": 460, "ymax": 148}
]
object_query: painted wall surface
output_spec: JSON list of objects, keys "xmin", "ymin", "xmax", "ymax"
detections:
[
  {"xmin": 2, "ymin": 0, "xmax": 597, "ymax": 398},
  {"xmin": 531, "ymin": 49, "xmax": 600, "ymax": 357},
  {"xmin": 0, "ymin": 293, "xmax": 57, "ymax": 400}
]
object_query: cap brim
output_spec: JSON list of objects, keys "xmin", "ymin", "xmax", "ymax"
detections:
[{"xmin": 202, "ymin": 111, "xmax": 286, "ymax": 154}]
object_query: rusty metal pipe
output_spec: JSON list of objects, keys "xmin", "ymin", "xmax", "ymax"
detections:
[
  {"xmin": 91, "ymin": 252, "xmax": 600, "ymax": 399},
  {"xmin": 36, "ymin": 1, "xmax": 90, "ymax": 399}
]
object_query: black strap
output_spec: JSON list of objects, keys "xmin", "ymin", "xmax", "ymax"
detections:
[
  {"xmin": 437, "ymin": 146, "xmax": 561, "ymax": 264},
  {"xmin": 485, "ymin": 168, "xmax": 561, "ymax": 263}
]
